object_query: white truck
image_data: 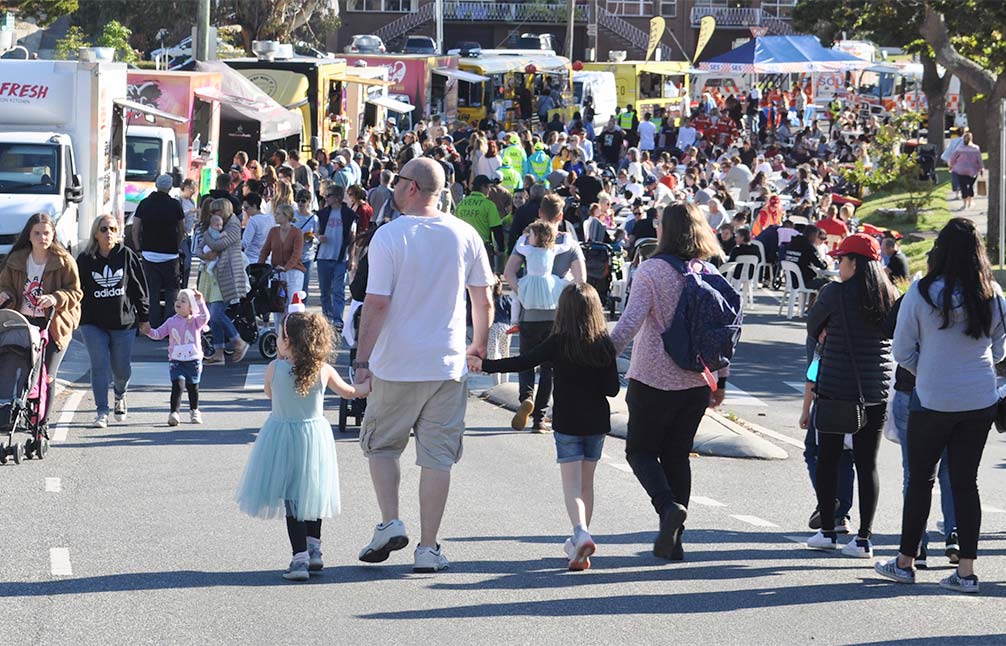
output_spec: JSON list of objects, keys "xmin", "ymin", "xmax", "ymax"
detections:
[
  {"xmin": 123, "ymin": 124, "xmax": 182, "ymax": 214},
  {"xmin": 0, "ymin": 50, "xmax": 184, "ymax": 256}
]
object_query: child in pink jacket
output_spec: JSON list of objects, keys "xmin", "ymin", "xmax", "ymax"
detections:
[{"xmin": 146, "ymin": 288, "xmax": 210, "ymax": 426}]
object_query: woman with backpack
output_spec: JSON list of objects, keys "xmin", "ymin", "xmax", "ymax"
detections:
[
  {"xmin": 805, "ymin": 234, "xmax": 897, "ymax": 557},
  {"xmin": 876, "ymin": 218, "xmax": 1005, "ymax": 593},
  {"xmin": 610, "ymin": 202, "xmax": 728, "ymax": 562}
]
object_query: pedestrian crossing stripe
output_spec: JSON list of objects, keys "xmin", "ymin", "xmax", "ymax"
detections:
[
  {"xmin": 244, "ymin": 364, "xmax": 267, "ymax": 391},
  {"xmin": 724, "ymin": 382, "xmax": 768, "ymax": 407}
]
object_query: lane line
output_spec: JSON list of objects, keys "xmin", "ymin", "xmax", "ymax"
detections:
[
  {"xmin": 49, "ymin": 548, "xmax": 72, "ymax": 576},
  {"xmin": 784, "ymin": 381, "xmax": 806, "ymax": 392},
  {"xmin": 724, "ymin": 383, "xmax": 768, "ymax": 407},
  {"xmin": 730, "ymin": 514, "xmax": 779, "ymax": 528},
  {"xmin": 45, "ymin": 477, "xmax": 61, "ymax": 493},
  {"xmin": 690, "ymin": 496, "xmax": 727, "ymax": 508},
  {"xmin": 50, "ymin": 390, "xmax": 84, "ymax": 443},
  {"xmin": 983, "ymin": 504, "xmax": 1005, "ymax": 513},
  {"xmin": 244, "ymin": 364, "xmax": 267, "ymax": 391},
  {"xmin": 607, "ymin": 463, "xmax": 633, "ymax": 473}
]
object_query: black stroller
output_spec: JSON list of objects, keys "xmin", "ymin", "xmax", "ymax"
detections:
[
  {"xmin": 200, "ymin": 263, "xmax": 283, "ymax": 361},
  {"xmin": 0, "ymin": 310, "xmax": 51, "ymax": 464},
  {"xmin": 916, "ymin": 144, "xmax": 938, "ymax": 184},
  {"xmin": 338, "ymin": 304, "xmax": 366, "ymax": 433},
  {"xmin": 582, "ymin": 242, "xmax": 622, "ymax": 317}
]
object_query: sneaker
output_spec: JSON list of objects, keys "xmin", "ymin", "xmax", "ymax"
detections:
[
  {"xmin": 413, "ymin": 544, "xmax": 449, "ymax": 573},
  {"xmin": 945, "ymin": 532, "xmax": 960, "ymax": 565},
  {"xmin": 531, "ymin": 419, "xmax": 552, "ymax": 434},
  {"xmin": 358, "ymin": 519, "xmax": 409, "ymax": 563},
  {"xmin": 230, "ymin": 338, "xmax": 249, "ymax": 363},
  {"xmin": 113, "ymin": 397, "xmax": 127, "ymax": 422},
  {"xmin": 916, "ymin": 544, "xmax": 928, "ymax": 570},
  {"xmin": 167, "ymin": 411, "xmax": 180, "ymax": 427},
  {"xmin": 308, "ymin": 544, "xmax": 323, "ymax": 572},
  {"xmin": 282, "ymin": 558, "xmax": 310, "ymax": 582},
  {"xmin": 833, "ymin": 518, "xmax": 850, "ymax": 535},
  {"xmin": 92, "ymin": 413, "xmax": 108, "ymax": 429},
  {"xmin": 563, "ymin": 537, "xmax": 575, "ymax": 561},
  {"xmin": 841, "ymin": 537, "xmax": 873, "ymax": 559},
  {"xmin": 190, "ymin": 409, "xmax": 203, "ymax": 424},
  {"xmin": 511, "ymin": 399, "xmax": 534, "ymax": 431},
  {"xmin": 670, "ymin": 528, "xmax": 685, "ymax": 561},
  {"xmin": 874, "ymin": 557, "xmax": 915, "ymax": 584},
  {"xmin": 569, "ymin": 528, "xmax": 595, "ymax": 571},
  {"xmin": 808, "ymin": 507, "xmax": 822, "ymax": 530},
  {"xmin": 939, "ymin": 571, "xmax": 980, "ymax": 594},
  {"xmin": 654, "ymin": 502, "xmax": 687, "ymax": 560},
  {"xmin": 806, "ymin": 530, "xmax": 839, "ymax": 551}
]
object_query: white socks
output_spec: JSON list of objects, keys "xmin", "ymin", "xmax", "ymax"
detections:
[
  {"xmin": 292, "ymin": 550, "xmax": 309, "ymax": 564},
  {"xmin": 307, "ymin": 537, "xmax": 321, "ymax": 549}
]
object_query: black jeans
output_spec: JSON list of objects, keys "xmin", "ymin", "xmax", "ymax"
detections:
[
  {"xmin": 899, "ymin": 405, "xmax": 994, "ymax": 560},
  {"xmin": 518, "ymin": 320, "xmax": 553, "ymax": 423},
  {"xmin": 816, "ymin": 403, "xmax": 885, "ymax": 538},
  {"xmin": 285, "ymin": 517, "xmax": 322, "ymax": 555},
  {"xmin": 624, "ymin": 380, "xmax": 710, "ymax": 515},
  {"xmin": 142, "ymin": 258, "xmax": 180, "ymax": 329}
]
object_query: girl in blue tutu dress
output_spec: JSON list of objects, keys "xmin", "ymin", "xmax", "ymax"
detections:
[
  {"xmin": 235, "ymin": 311, "xmax": 370, "ymax": 581},
  {"xmin": 510, "ymin": 221, "xmax": 579, "ymax": 327}
]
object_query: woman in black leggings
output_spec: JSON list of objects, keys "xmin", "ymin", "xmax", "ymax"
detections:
[
  {"xmin": 805, "ymin": 233, "xmax": 897, "ymax": 558},
  {"xmin": 877, "ymin": 218, "xmax": 1005, "ymax": 593}
]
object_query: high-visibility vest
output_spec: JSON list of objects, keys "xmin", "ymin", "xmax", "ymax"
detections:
[
  {"xmin": 829, "ymin": 99, "xmax": 842, "ymax": 117},
  {"xmin": 498, "ymin": 164, "xmax": 521, "ymax": 190},
  {"xmin": 525, "ymin": 151, "xmax": 551, "ymax": 182},
  {"xmin": 619, "ymin": 111, "xmax": 635, "ymax": 129},
  {"xmin": 502, "ymin": 144, "xmax": 526, "ymax": 172}
]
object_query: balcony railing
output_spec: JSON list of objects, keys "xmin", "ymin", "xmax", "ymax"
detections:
[
  {"xmin": 690, "ymin": 6, "xmax": 766, "ymax": 28},
  {"xmin": 443, "ymin": 2, "xmax": 591, "ymax": 23}
]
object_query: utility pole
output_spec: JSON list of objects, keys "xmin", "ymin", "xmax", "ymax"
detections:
[
  {"xmin": 195, "ymin": 0, "xmax": 210, "ymax": 61},
  {"xmin": 566, "ymin": 0, "xmax": 576, "ymax": 60},
  {"xmin": 435, "ymin": 0, "xmax": 443, "ymax": 54},
  {"xmin": 589, "ymin": 0, "xmax": 598, "ymax": 61}
]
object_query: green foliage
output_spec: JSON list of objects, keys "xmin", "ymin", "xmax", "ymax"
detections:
[
  {"xmin": 841, "ymin": 112, "xmax": 924, "ymax": 196},
  {"xmin": 1, "ymin": 0, "xmax": 78, "ymax": 27},
  {"xmin": 72, "ymin": 0, "xmax": 196, "ymax": 52},
  {"xmin": 95, "ymin": 18, "xmax": 137, "ymax": 63},
  {"xmin": 53, "ymin": 23, "xmax": 87, "ymax": 59}
]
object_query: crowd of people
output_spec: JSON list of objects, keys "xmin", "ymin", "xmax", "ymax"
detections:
[{"xmin": 3, "ymin": 79, "xmax": 999, "ymax": 593}]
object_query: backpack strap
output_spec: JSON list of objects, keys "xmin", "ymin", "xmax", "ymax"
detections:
[{"xmin": 655, "ymin": 254, "xmax": 713, "ymax": 276}]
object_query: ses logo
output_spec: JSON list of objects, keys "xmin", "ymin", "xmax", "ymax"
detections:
[
  {"xmin": 0, "ymin": 81, "xmax": 51, "ymax": 105},
  {"xmin": 92, "ymin": 266, "xmax": 125, "ymax": 298}
]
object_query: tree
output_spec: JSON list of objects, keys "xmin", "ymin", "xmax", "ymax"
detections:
[
  {"xmin": 0, "ymin": 0, "xmax": 78, "ymax": 27},
  {"xmin": 219, "ymin": 0, "xmax": 340, "ymax": 53},
  {"xmin": 96, "ymin": 18, "xmax": 137, "ymax": 63},
  {"xmin": 53, "ymin": 23, "xmax": 87, "ymax": 59}
]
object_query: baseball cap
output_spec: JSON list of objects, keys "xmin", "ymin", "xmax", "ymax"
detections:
[
  {"xmin": 387, "ymin": 117, "xmax": 397, "ymax": 125},
  {"xmin": 155, "ymin": 174, "xmax": 173, "ymax": 191},
  {"xmin": 643, "ymin": 175, "xmax": 657, "ymax": 186},
  {"xmin": 534, "ymin": 142, "xmax": 547, "ymax": 152},
  {"xmin": 508, "ymin": 133, "xmax": 519, "ymax": 144},
  {"xmin": 473, "ymin": 174, "xmax": 491, "ymax": 190},
  {"xmin": 229, "ymin": 164, "xmax": 243, "ymax": 173},
  {"xmin": 829, "ymin": 233, "xmax": 880, "ymax": 261}
]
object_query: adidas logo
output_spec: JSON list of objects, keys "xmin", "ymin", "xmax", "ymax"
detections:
[{"xmin": 92, "ymin": 266, "xmax": 123, "ymax": 289}]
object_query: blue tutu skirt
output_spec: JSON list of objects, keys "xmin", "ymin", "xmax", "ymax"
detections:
[
  {"xmin": 518, "ymin": 273, "xmax": 568, "ymax": 310},
  {"xmin": 235, "ymin": 415, "xmax": 341, "ymax": 521}
]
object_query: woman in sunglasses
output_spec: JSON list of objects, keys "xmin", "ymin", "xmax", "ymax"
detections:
[{"xmin": 76, "ymin": 214, "xmax": 150, "ymax": 428}]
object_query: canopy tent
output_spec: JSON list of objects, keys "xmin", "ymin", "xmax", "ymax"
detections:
[
  {"xmin": 192, "ymin": 60, "xmax": 302, "ymax": 142},
  {"xmin": 698, "ymin": 35, "xmax": 871, "ymax": 74}
]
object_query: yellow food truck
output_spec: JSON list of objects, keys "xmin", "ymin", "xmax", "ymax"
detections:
[
  {"xmin": 582, "ymin": 60, "xmax": 691, "ymax": 125},
  {"xmin": 454, "ymin": 50, "xmax": 572, "ymax": 128}
]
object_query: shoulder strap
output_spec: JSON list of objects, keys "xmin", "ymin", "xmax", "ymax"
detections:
[
  {"xmin": 835, "ymin": 286, "xmax": 865, "ymax": 405},
  {"xmin": 655, "ymin": 253, "xmax": 687, "ymax": 275}
]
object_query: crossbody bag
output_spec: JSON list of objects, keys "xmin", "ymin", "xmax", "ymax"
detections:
[{"xmin": 815, "ymin": 287, "xmax": 868, "ymax": 435}]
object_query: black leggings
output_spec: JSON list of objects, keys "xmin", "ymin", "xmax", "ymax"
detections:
[
  {"xmin": 958, "ymin": 174, "xmax": 977, "ymax": 199},
  {"xmin": 170, "ymin": 380, "xmax": 199, "ymax": 412},
  {"xmin": 899, "ymin": 405, "xmax": 993, "ymax": 561},
  {"xmin": 286, "ymin": 517, "xmax": 322, "ymax": 555},
  {"xmin": 816, "ymin": 403, "xmax": 885, "ymax": 538}
]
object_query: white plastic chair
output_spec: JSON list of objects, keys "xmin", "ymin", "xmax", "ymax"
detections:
[
  {"xmin": 719, "ymin": 258, "xmax": 758, "ymax": 307},
  {"xmin": 750, "ymin": 239, "xmax": 773, "ymax": 287},
  {"xmin": 778, "ymin": 260, "xmax": 818, "ymax": 319}
]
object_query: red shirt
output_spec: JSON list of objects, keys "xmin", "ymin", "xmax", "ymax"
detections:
[{"xmin": 355, "ymin": 203, "xmax": 374, "ymax": 233}]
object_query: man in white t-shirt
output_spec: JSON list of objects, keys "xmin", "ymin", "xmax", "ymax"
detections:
[
  {"xmin": 637, "ymin": 112, "xmax": 657, "ymax": 152},
  {"xmin": 354, "ymin": 157, "xmax": 493, "ymax": 574},
  {"xmin": 675, "ymin": 117, "xmax": 697, "ymax": 152}
]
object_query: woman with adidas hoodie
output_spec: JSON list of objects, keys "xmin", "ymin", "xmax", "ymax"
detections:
[{"xmin": 77, "ymin": 214, "xmax": 150, "ymax": 428}]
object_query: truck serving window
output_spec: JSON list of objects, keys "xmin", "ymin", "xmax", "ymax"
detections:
[
  {"xmin": 0, "ymin": 143, "xmax": 60, "ymax": 195},
  {"xmin": 125, "ymin": 137, "xmax": 163, "ymax": 182}
]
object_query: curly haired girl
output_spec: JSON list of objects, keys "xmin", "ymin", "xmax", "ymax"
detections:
[{"xmin": 235, "ymin": 311, "xmax": 369, "ymax": 581}]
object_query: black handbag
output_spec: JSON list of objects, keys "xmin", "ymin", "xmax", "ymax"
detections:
[
  {"xmin": 995, "ymin": 298, "xmax": 1006, "ymax": 433},
  {"xmin": 814, "ymin": 287, "xmax": 868, "ymax": 435}
]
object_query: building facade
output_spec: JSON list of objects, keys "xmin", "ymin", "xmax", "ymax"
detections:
[{"xmin": 331, "ymin": 0, "xmax": 797, "ymax": 63}]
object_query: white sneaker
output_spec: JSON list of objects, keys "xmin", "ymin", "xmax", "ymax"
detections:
[
  {"xmin": 413, "ymin": 544, "xmax": 449, "ymax": 573},
  {"xmin": 113, "ymin": 397, "xmax": 127, "ymax": 422},
  {"xmin": 92, "ymin": 413, "xmax": 108, "ymax": 429},
  {"xmin": 807, "ymin": 530, "xmax": 839, "ymax": 551},
  {"xmin": 190, "ymin": 409, "xmax": 202, "ymax": 424},
  {"xmin": 358, "ymin": 519, "xmax": 409, "ymax": 563},
  {"xmin": 834, "ymin": 518, "xmax": 850, "ymax": 535},
  {"xmin": 563, "ymin": 537, "xmax": 575, "ymax": 561},
  {"xmin": 841, "ymin": 537, "xmax": 873, "ymax": 558},
  {"xmin": 569, "ymin": 528, "xmax": 595, "ymax": 571},
  {"xmin": 167, "ymin": 411, "xmax": 180, "ymax": 427}
]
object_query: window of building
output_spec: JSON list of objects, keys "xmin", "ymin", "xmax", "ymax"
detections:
[
  {"xmin": 761, "ymin": 0, "xmax": 797, "ymax": 18},
  {"xmin": 660, "ymin": 1, "xmax": 676, "ymax": 17},
  {"xmin": 346, "ymin": 0, "xmax": 414, "ymax": 12},
  {"xmin": 693, "ymin": 0, "xmax": 729, "ymax": 6},
  {"xmin": 606, "ymin": 1, "xmax": 652, "ymax": 17}
]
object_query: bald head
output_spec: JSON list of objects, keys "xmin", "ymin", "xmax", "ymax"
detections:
[{"xmin": 394, "ymin": 158, "xmax": 445, "ymax": 213}]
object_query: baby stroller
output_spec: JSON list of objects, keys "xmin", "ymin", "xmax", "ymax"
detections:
[
  {"xmin": 338, "ymin": 304, "xmax": 366, "ymax": 433},
  {"xmin": 916, "ymin": 144, "xmax": 938, "ymax": 184},
  {"xmin": 200, "ymin": 263, "xmax": 282, "ymax": 361},
  {"xmin": 0, "ymin": 311, "xmax": 51, "ymax": 464},
  {"xmin": 582, "ymin": 241, "xmax": 621, "ymax": 317}
]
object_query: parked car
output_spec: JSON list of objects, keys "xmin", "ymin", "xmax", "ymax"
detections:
[
  {"xmin": 147, "ymin": 36, "xmax": 241, "ymax": 62},
  {"xmin": 344, "ymin": 34, "xmax": 386, "ymax": 54},
  {"xmin": 454, "ymin": 40, "xmax": 482, "ymax": 57},
  {"xmin": 403, "ymin": 36, "xmax": 437, "ymax": 55},
  {"xmin": 515, "ymin": 33, "xmax": 558, "ymax": 51}
]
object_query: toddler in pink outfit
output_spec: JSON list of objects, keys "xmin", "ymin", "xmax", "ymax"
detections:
[{"xmin": 146, "ymin": 288, "xmax": 210, "ymax": 426}]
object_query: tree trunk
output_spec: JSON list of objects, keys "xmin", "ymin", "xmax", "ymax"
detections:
[
  {"xmin": 920, "ymin": 51, "xmax": 950, "ymax": 158},
  {"xmin": 987, "ymin": 100, "xmax": 1003, "ymax": 262}
]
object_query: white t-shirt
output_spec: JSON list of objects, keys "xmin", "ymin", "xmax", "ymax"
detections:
[
  {"xmin": 366, "ymin": 213, "xmax": 493, "ymax": 382},
  {"xmin": 676, "ymin": 126, "xmax": 697, "ymax": 150},
  {"xmin": 21, "ymin": 254, "xmax": 46, "ymax": 317},
  {"xmin": 637, "ymin": 121, "xmax": 657, "ymax": 151}
]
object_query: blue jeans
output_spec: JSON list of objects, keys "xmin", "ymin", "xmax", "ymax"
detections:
[
  {"xmin": 208, "ymin": 300, "xmax": 239, "ymax": 349},
  {"xmin": 892, "ymin": 390, "xmax": 956, "ymax": 545},
  {"xmin": 803, "ymin": 406, "xmax": 855, "ymax": 521},
  {"xmin": 316, "ymin": 259, "xmax": 347, "ymax": 326},
  {"xmin": 302, "ymin": 260, "xmax": 313, "ymax": 304},
  {"xmin": 950, "ymin": 171, "xmax": 960, "ymax": 193},
  {"xmin": 80, "ymin": 324, "xmax": 136, "ymax": 415}
]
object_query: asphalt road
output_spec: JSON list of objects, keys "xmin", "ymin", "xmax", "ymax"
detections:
[{"xmin": 2, "ymin": 302, "xmax": 1006, "ymax": 646}]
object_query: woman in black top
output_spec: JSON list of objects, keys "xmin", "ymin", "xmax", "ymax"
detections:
[
  {"xmin": 471, "ymin": 283, "xmax": 619, "ymax": 571},
  {"xmin": 805, "ymin": 233, "xmax": 897, "ymax": 557}
]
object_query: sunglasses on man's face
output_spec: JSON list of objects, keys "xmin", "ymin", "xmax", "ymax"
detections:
[
  {"xmin": 297, "ymin": 199, "xmax": 310, "ymax": 204},
  {"xmin": 100, "ymin": 225, "xmax": 117, "ymax": 233}
]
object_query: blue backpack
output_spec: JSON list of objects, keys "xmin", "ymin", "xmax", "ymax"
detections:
[{"xmin": 655, "ymin": 254, "xmax": 743, "ymax": 374}]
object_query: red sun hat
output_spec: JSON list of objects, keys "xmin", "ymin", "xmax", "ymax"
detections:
[{"xmin": 829, "ymin": 233, "xmax": 880, "ymax": 261}]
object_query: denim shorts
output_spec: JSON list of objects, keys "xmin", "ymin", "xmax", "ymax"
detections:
[
  {"xmin": 554, "ymin": 432, "xmax": 605, "ymax": 463},
  {"xmin": 169, "ymin": 359, "xmax": 202, "ymax": 385}
]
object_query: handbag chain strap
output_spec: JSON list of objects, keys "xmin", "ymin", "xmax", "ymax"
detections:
[{"xmin": 836, "ymin": 286, "xmax": 866, "ymax": 406}]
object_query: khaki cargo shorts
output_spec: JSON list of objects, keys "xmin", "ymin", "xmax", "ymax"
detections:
[{"xmin": 360, "ymin": 376, "xmax": 468, "ymax": 471}]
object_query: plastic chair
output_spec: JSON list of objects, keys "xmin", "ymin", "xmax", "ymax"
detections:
[
  {"xmin": 719, "ymin": 258, "xmax": 758, "ymax": 307},
  {"xmin": 778, "ymin": 260, "xmax": 818, "ymax": 319},
  {"xmin": 750, "ymin": 239, "xmax": 773, "ymax": 287}
]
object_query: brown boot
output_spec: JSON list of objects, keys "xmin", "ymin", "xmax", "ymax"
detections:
[
  {"xmin": 230, "ymin": 338, "xmax": 249, "ymax": 363},
  {"xmin": 204, "ymin": 349, "xmax": 225, "ymax": 364}
]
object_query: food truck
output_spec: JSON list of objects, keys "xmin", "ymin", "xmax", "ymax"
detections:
[
  {"xmin": 124, "ymin": 70, "xmax": 222, "ymax": 212},
  {"xmin": 581, "ymin": 60, "xmax": 691, "ymax": 125},
  {"xmin": 0, "ymin": 52, "xmax": 184, "ymax": 255},
  {"xmin": 341, "ymin": 53, "xmax": 463, "ymax": 123},
  {"xmin": 453, "ymin": 50, "xmax": 572, "ymax": 128}
]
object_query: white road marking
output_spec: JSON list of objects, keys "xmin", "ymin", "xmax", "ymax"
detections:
[
  {"xmin": 49, "ymin": 548, "xmax": 72, "ymax": 576},
  {"xmin": 123, "ymin": 362, "xmax": 170, "ymax": 388},
  {"xmin": 785, "ymin": 535, "xmax": 810, "ymax": 545},
  {"xmin": 50, "ymin": 390, "xmax": 85, "ymax": 443},
  {"xmin": 690, "ymin": 496, "xmax": 726, "ymax": 507},
  {"xmin": 45, "ymin": 478, "xmax": 61, "ymax": 493},
  {"xmin": 730, "ymin": 514, "xmax": 779, "ymax": 528},
  {"xmin": 608, "ymin": 463, "xmax": 633, "ymax": 473},
  {"xmin": 740, "ymin": 420, "xmax": 806, "ymax": 449},
  {"xmin": 983, "ymin": 504, "xmax": 1005, "ymax": 513},
  {"xmin": 244, "ymin": 364, "xmax": 268, "ymax": 391},
  {"xmin": 724, "ymin": 383, "xmax": 768, "ymax": 407},
  {"xmin": 784, "ymin": 381, "xmax": 806, "ymax": 392}
]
